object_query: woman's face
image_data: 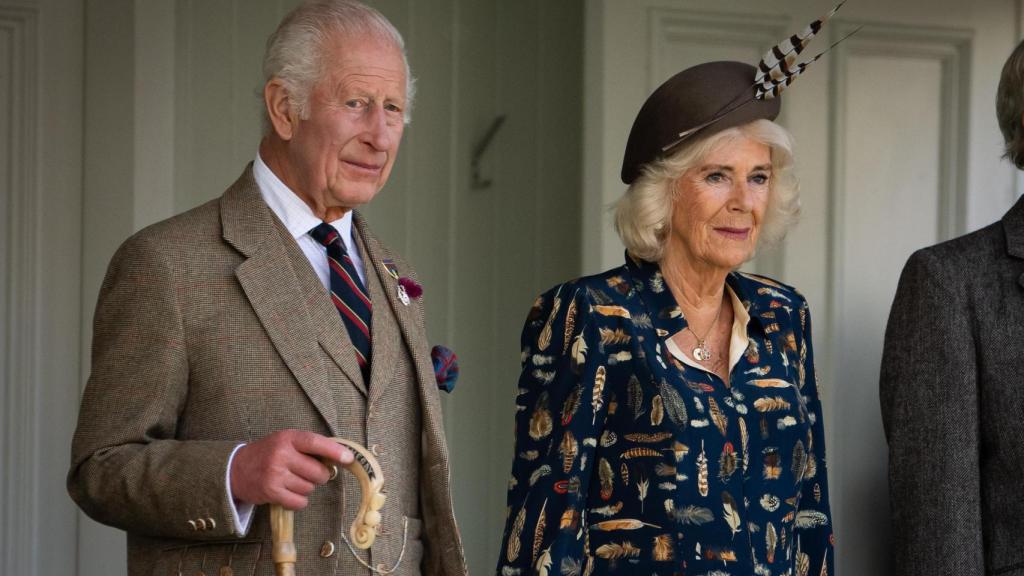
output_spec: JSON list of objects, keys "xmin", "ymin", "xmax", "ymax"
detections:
[{"xmin": 668, "ymin": 136, "xmax": 772, "ymax": 272}]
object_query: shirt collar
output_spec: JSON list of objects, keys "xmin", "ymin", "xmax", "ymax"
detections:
[{"xmin": 253, "ymin": 151, "xmax": 354, "ymax": 241}]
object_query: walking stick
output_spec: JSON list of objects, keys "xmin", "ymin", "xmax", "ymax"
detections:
[{"xmin": 270, "ymin": 438, "xmax": 386, "ymax": 576}]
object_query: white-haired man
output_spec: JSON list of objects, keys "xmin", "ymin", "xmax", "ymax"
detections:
[{"xmin": 68, "ymin": 2, "xmax": 467, "ymax": 575}]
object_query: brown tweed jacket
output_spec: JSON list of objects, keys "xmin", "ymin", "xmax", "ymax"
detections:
[{"xmin": 68, "ymin": 166, "xmax": 467, "ymax": 576}]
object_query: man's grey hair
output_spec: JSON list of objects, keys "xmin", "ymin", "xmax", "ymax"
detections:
[
  {"xmin": 261, "ymin": 0, "xmax": 417, "ymax": 133},
  {"xmin": 614, "ymin": 119, "xmax": 801, "ymax": 263},
  {"xmin": 997, "ymin": 38, "xmax": 1024, "ymax": 169}
]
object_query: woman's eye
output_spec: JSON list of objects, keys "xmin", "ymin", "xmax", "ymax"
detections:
[
  {"xmin": 750, "ymin": 173, "xmax": 770, "ymax": 185},
  {"xmin": 706, "ymin": 172, "xmax": 726, "ymax": 184}
]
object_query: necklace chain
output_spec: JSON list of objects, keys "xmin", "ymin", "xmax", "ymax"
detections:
[{"xmin": 684, "ymin": 300, "xmax": 723, "ymax": 362}]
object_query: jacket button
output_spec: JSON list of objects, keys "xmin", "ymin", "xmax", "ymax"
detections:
[
  {"xmin": 188, "ymin": 519, "xmax": 198, "ymax": 531},
  {"xmin": 370, "ymin": 444, "xmax": 381, "ymax": 457},
  {"xmin": 328, "ymin": 464, "xmax": 339, "ymax": 481},
  {"xmin": 320, "ymin": 541, "xmax": 335, "ymax": 558},
  {"xmin": 197, "ymin": 518, "xmax": 207, "ymax": 531},
  {"xmin": 206, "ymin": 517, "xmax": 216, "ymax": 530}
]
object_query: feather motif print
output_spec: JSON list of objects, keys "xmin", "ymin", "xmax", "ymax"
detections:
[
  {"xmin": 650, "ymin": 394, "xmax": 664, "ymax": 426},
  {"xmin": 718, "ymin": 442, "xmax": 737, "ymax": 482},
  {"xmin": 708, "ymin": 397, "xmax": 728, "ymax": 436},
  {"xmin": 658, "ymin": 380, "xmax": 688, "ymax": 427},
  {"xmin": 562, "ymin": 385, "xmax": 582, "ymax": 426},
  {"xmin": 620, "ymin": 462, "xmax": 630, "ymax": 486},
  {"xmin": 563, "ymin": 296, "xmax": 578, "ymax": 355},
  {"xmin": 622, "ymin": 447, "xmax": 662, "ymax": 459},
  {"xmin": 637, "ymin": 476, "xmax": 649, "ymax": 512},
  {"xmin": 594, "ymin": 542, "xmax": 641, "ymax": 560},
  {"xmin": 559, "ymin": 508, "xmax": 580, "ymax": 531},
  {"xmin": 590, "ymin": 519, "xmax": 661, "ymax": 531},
  {"xmin": 538, "ymin": 297, "xmax": 561, "ymax": 351},
  {"xmin": 749, "ymin": 378, "xmax": 792, "ymax": 388},
  {"xmin": 796, "ymin": 551, "xmax": 810, "ymax": 576},
  {"xmin": 763, "ymin": 448, "xmax": 781, "ymax": 480},
  {"xmin": 530, "ymin": 465, "xmax": 552, "ymax": 487},
  {"xmin": 792, "ymin": 440, "xmax": 807, "ymax": 482},
  {"xmin": 529, "ymin": 392, "xmax": 554, "ymax": 440},
  {"xmin": 813, "ymin": 483, "xmax": 822, "ymax": 503},
  {"xmin": 804, "ymin": 451, "xmax": 818, "ymax": 480},
  {"xmin": 592, "ymin": 366, "xmax": 606, "ymax": 424},
  {"xmin": 627, "ymin": 376, "xmax": 644, "ymax": 421},
  {"xmin": 739, "ymin": 417, "xmax": 750, "ymax": 474},
  {"xmin": 670, "ymin": 441, "xmax": 689, "ymax": 462},
  {"xmin": 781, "ymin": 528, "xmax": 788, "ymax": 561},
  {"xmin": 593, "ymin": 305, "xmax": 631, "ymax": 319},
  {"xmin": 571, "ymin": 335, "xmax": 587, "ymax": 372},
  {"xmin": 766, "ymin": 521, "xmax": 778, "ymax": 563},
  {"xmin": 795, "ymin": 510, "xmax": 830, "ymax": 529},
  {"xmin": 820, "ymin": 551, "xmax": 829, "ymax": 576},
  {"xmin": 754, "ymin": 396, "xmax": 792, "ymax": 412},
  {"xmin": 600, "ymin": 430, "xmax": 618, "ymax": 447},
  {"xmin": 598, "ymin": 327, "xmax": 631, "ymax": 346},
  {"xmin": 624, "ymin": 431, "xmax": 673, "ymax": 443},
  {"xmin": 591, "ymin": 501, "xmax": 623, "ymax": 517},
  {"xmin": 697, "ymin": 441, "xmax": 709, "ymax": 497},
  {"xmin": 654, "ymin": 462, "xmax": 676, "ymax": 477},
  {"xmin": 598, "ymin": 458, "xmax": 614, "ymax": 500},
  {"xmin": 560, "ymin": 557, "xmax": 581, "ymax": 576},
  {"xmin": 533, "ymin": 499, "xmax": 548, "ymax": 564},
  {"xmin": 652, "ymin": 534, "xmax": 673, "ymax": 561},
  {"xmin": 721, "ymin": 492, "xmax": 742, "ymax": 539},
  {"xmin": 560, "ymin": 431, "xmax": 578, "ymax": 473},
  {"xmin": 535, "ymin": 546, "xmax": 553, "ymax": 576},
  {"xmin": 507, "ymin": 507, "xmax": 527, "ymax": 562},
  {"xmin": 668, "ymin": 504, "xmax": 714, "ymax": 525}
]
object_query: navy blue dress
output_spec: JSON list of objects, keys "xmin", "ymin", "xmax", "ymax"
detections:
[{"xmin": 496, "ymin": 255, "xmax": 834, "ymax": 576}]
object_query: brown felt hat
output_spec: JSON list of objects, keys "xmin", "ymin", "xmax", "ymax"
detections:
[{"xmin": 620, "ymin": 61, "xmax": 781, "ymax": 184}]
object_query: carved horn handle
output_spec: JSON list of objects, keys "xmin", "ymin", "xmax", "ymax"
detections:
[{"xmin": 271, "ymin": 438, "xmax": 386, "ymax": 576}]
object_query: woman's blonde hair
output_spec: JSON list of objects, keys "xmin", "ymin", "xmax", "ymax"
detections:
[{"xmin": 614, "ymin": 119, "xmax": 800, "ymax": 262}]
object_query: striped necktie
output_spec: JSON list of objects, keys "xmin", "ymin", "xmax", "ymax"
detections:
[{"xmin": 309, "ymin": 222, "xmax": 372, "ymax": 378}]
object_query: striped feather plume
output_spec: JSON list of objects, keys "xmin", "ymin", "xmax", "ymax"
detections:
[
  {"xmin": 766, "ymin": 521, "xmax": 778, "ymax": 564},
  {"xmin": 755, "ymin": 2, "xmax": 850, "ymax": 100},
  {"xmin": 537, "ymin": 296, "xmax": 561, "ymax": 351},
  {"xmin": 627, "ymin": 375, "xmax": 644, "ymax": 421},
  {"xmin": 592, "ymin": 366, "xmax": 607, "ymax": 424},
  {"xmin": 533, "ymin": 499, "xmax": 548, "ymax": 564},
  {"xmin": 658, "ymin": 380, "xmax": 688, "ymax": 427},
  {"xmin": 562, "ymin": 295, "xmax": 578, "ymax": 354},
  {"xmin": 560, "ymin": 430, "xmax": 578, "ymax": 473}
]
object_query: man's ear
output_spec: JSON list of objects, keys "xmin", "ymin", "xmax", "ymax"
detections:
[{"xmin": 265, "ymin": 79, "xmax": 297, "ymax": 140}]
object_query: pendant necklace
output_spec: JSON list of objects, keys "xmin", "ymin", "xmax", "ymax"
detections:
[{"xmin": 686, "ymin": 301, "xmax": 723, "ymax": 363}]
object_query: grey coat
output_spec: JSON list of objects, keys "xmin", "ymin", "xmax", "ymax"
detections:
[{"xmin": 880, "ymin": 195, "xmax": 1024, "ymax": 576}]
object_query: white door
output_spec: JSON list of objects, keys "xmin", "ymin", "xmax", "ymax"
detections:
[{"xmin": 585, "ymin": 1, "xmax": 1021, "ymax": 574}]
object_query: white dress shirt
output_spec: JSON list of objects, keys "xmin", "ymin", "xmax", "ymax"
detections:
[{"xmin": 225, "ymin": 152, "xmax": 369, "ymax": 535}]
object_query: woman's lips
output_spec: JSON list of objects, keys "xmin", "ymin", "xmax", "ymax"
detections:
[{"xmin": 714, "ymin": 227, "xmax": 750, "ymax": 240}]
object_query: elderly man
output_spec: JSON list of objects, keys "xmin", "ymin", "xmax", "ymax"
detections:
[
  {"xmin": 68, "ymin": 2, "xmax": 466, "ymax": 575},
  {"xmin": 880, "ymin": 38, "xmax": 1024, "ymax": 576}
]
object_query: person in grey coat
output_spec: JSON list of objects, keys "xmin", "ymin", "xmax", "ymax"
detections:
[{"xmin": 880, "ymin": 38, "xmax": 1024, "ymax": 576}]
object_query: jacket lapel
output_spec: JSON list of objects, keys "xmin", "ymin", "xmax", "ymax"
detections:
[
  {"xmin": 221, "ymin": 166, "xmax": 350, "ymax": 437},
  {"xmin": 1002, "ymin": 195, "xmax": 1024, "ymax": 289}
]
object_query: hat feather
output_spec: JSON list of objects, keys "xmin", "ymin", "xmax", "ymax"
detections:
[{"xmin": 754, "ymin": 1, "xmax": 847, "ymax": 100}]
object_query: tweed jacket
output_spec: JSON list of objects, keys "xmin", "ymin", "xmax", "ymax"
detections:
[
  {"xmin": 497, "ymin": 255, "xmax": 834, "ymax": 576},
  {"xmin": 881, "ymin": 196, "xmax": 1024, "ymax": 576},
  {"xmin": 68, "ymin": 166, "xmax": 467, "ymax": 576}
]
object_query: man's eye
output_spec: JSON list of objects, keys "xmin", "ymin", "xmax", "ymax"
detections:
[
  {"xmin": 345, "ymin": 99, "xmax": 366, "ymax": 109},
  {"xmin": 384, "ymin": 103, "xmax": 403, "ymax": 114}
]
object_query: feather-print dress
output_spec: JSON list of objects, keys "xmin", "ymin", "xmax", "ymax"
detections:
[{"xmin": 496, "ymin": 255, "xmax": 834, "ymax": 576}]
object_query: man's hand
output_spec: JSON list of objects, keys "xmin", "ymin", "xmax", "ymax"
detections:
[{"xmin": 230, "ymin": 430, "xmax": 353, "ymax": 510}]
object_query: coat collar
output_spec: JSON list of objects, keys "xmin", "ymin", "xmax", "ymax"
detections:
[{"xmin": 1003, "ymin": 194, "xmax": 1024, "ymax": 260}]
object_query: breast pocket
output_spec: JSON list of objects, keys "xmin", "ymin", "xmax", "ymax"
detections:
[{"xmin": 152, "ymin": 540, "xmax": 262, "ymax": 576}]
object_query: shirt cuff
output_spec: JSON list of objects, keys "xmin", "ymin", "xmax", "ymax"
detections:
[{"xmin": 226, "ymin": 443, "xmax": 254, "ymax": 536}]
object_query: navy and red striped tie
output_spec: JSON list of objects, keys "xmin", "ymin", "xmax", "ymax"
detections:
[{"xmin": 310, "ymin": 222, "xmax": 372, "ymax": 378}]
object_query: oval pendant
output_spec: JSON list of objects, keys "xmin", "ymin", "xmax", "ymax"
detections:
[{"xmin": 693, "ymin": 346, "xmax": 708, "ymax": 362}]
